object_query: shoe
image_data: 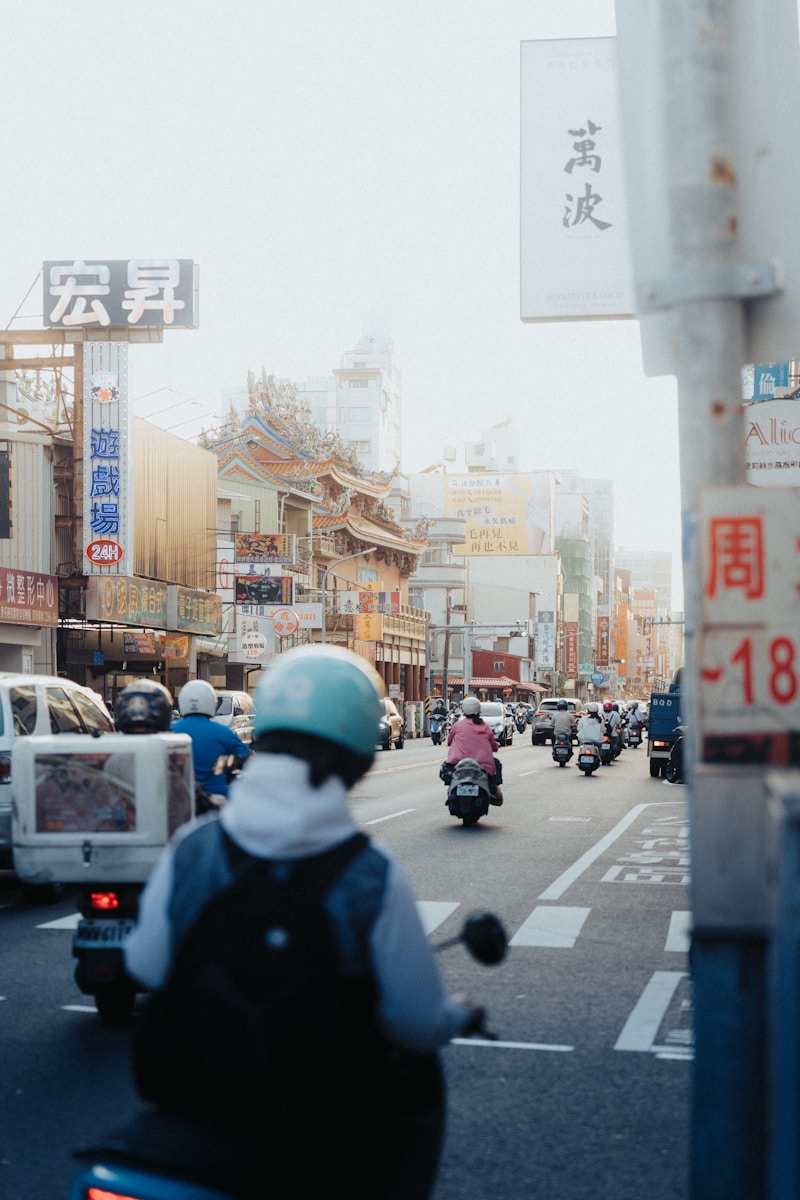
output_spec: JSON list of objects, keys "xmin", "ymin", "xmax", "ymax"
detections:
[{"xmin": 490, "ymin": 787, "xmax": 503, "ymax": 806}]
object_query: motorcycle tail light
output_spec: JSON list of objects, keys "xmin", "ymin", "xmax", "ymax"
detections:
[
  {"xmin": 86, "ymin": 1189, "xmax": 140, "ymax": 1200},
  {"xmin": 89, "ymin": 891, "xmax": 120, "ymax": 912}
]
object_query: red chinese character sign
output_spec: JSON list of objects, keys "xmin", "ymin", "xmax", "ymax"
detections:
[{"xmin": 699, "ymin": 486, "xmax": 800, "ymax": 764}]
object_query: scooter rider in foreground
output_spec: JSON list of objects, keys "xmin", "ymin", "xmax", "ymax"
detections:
[
  {"xmin": 446, "ymin": 695, "xmax": 503, "ymax": 803},
  {"xmin": 125, "ymin": 646, "xmax": 485, "ymax": 1199},
  {"xmin": 172, "ymin": 679, "xmax": 252, "ymax": 807}
]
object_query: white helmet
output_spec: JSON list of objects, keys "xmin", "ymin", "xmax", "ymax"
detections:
[
  {"xmin": 461, "ymin": 696, "xmax": 481, "ymax": 716},
  {"xmin": 586, "ymin": 702, "xmax": 600, "ymax": 713},
  {"xmin": 178, "ymin": 679, "xmax": 217, "ymax": 718}
]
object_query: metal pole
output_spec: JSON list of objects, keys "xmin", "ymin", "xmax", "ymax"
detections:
[{"xmin": 320, "ymin": 547, "xmax": 377, "ymax": 645}]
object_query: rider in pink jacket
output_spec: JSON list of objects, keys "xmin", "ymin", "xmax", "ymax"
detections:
[{"xmin": 446, "ymin": 697, "xmax": 500, "ymax": 779}]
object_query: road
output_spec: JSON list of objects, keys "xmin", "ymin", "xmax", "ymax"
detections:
[{"xmin": 0, "ymin": 734, "xmax": 690, "ymax": 1200}]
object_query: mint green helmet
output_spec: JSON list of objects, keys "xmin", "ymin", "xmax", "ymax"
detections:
[{"xmin": 253, "ymin": 645, "xmax": 384, "ymax": 759}]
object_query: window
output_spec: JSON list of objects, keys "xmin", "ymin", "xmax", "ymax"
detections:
[
  {"xmin": 493, "ymin": 661, "xmax": 505, "ymax": 672},
  {"xmin": 70, "ymin": 689, "xmax": 114, "ymax": 734},
  {"xmin": 46, "ymin": 687, "xmax": 85, "ymax": 733},
  {"xmin": 11, "ymin": 686, "xmax": 37, "ymax": 735},
  {"xmin": 350, "ymin": 380, "xmax": 368, "ymax": 388},
  {"xmin": 347, "ymin": 407, "xmax": 370, "ymax": 422}
]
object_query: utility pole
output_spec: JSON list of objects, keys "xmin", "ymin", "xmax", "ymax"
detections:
[{"xmin": 616, "ymin": 2, "xmax": 800, "ymax": 1195}]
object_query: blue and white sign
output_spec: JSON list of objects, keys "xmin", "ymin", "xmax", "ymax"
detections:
[
  {"xmin": 591, "ymin": 671, "xmax": 606, "ymax": 686},
  {"xmin": 753, "ymin": 362, "xmax": 791, "ymax": 402}
]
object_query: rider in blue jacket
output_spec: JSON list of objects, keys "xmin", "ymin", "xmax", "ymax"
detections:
[{"xmin": 171, "ymin": 680, "xmax": 252, "ymax": 804}]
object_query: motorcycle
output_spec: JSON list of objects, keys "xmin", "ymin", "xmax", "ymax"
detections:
[
  {"xmin": 576, "ymin": 741, "xmax": 601, "ymax": 776},
  {"xmin": 599, "ymin": 733, "xmax": 614, "ymax": 766},
  {"xmin": 664, "ymin": 726, "xmax": 685, "ymax": 783},
  {"xmin": 440, "ymin": 757, "xmax": 499, "ymax": 826},
  {"xmin": 514, "ymin": 708, "xmax": 528, "ymax": 735},
  {"xmin": 69, "ymin": 914, "xmax": 508, "ymax": 1200},
  {"xmin": 552, "ymin": 733, "xmax": 573, "ymax": 767},
  {"xmin": 430, "ymin": 710, "xmax": 446, "ymax": 746},
  {"xmin": 626, "ymin": 724, "xmax": 643, "ymax": 748}
]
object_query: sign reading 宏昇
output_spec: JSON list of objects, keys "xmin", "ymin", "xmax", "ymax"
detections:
[
  {"xmin": 699, "ymin": 486, "xmax": 800, "ymax": 764},
  {"xmin": 44, "ymin": 260, "xmax": 198, "ymax": 329}
]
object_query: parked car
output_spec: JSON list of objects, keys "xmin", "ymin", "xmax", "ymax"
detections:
[
  {"xmin": 377, "ymin": 697, "xmax": 405, "ymax": 750},
  {"xmin": 531, "ymin": 697, "xmax": 580, "ymax": 745},
  {"xmin": 0, "ymin": 674, "xmax": 115, "ymax": 870},
  {"xmin": 211, "ymin": 690, "xmax": 256, "ymax": 746},
  {"xmin": 479, "ymin": 700, "xmax": 514, "ymax": 746}
]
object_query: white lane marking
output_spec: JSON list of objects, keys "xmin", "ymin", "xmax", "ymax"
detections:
[
  {"xmin": 510, "ymin": 906, "xmax": 590, "ymax": 948},
  {"xmin": 665, "ymin": 911, "xmax": 691, "ymax": 953},
  {"xmin": 416, "ymin": 900, "xmax": 460, "ymax": 934},
  {"xmin": 538, "ymin": 804, "xmax": 649, "ymax": 900},
  {"xmin": 365, "ymin": 808, "xmax": 416, "ymax": 825},
  {"xmin": 38, "ymin": 913, "xmax": 80, "ymax": 930},
  {"xmin": 62, "ymin": 1004, "xmax": 99, "ymax": 1013},
  {"xmin": 614, "ymin": 971, "xmax": 686, "ymax": 1052},
  {"xmin": 450, "ymin": 1038, "xmax": 573, "ymax": 1052},
  {"xmin": 519, "ymin": 769, "xmax": 540, "ymax": 777}
]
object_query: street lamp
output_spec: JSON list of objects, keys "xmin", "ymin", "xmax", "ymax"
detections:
[{"xmin": 320, "ymin": 547, "xmax": 378, "ymax": 644}]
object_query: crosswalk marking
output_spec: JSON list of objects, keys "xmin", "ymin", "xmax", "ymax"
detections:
[
  {"xmin": 614, "ymin": 970, "xmax": 686, "ymax": 1052},
  {"xmin": 416, "ymin": 900, "xmax": 460, "ymax": 934},
  {"xmin": 510, "ymin": 905, "xmax": 590, "ymax": 948},
  {"xmin": 665, "ymin": 910, "xmax": 691, "ymax": 953}
]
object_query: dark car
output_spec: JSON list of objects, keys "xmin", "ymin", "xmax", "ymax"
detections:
[{"xmin": 531, "ymin": 698, "xmax": 579, "ymax": 745}]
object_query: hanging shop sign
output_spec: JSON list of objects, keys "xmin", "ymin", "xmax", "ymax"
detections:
[
  {"xmin": 86, "ymin": 575, "xmax": 168, "ymax": 628},
  {"xmin": 169, "ymin": 586, "xmax": 223, "ymax": 636},
  {"xmin": 0, "ymin": 568, "xmax": 58, "ymax": 627},
  {"xmin": 44, "ymin": 259, "xmax": 199, "ymax": 329},
  {"xmin": 234, "ymin": 575, "xmax": 294, "ymax": 606},
  {"xmin": 234, "ymin": 533, "xmax": 295, "ymax": 564}
]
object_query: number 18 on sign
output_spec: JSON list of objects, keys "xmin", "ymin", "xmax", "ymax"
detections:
[{"xmin": 699, "ymin": 487, "xmax": 800, "ymax": 763}]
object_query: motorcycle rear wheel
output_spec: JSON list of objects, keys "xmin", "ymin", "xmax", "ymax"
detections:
[{"xmin": 94, "ymin": 980, "xmax": 136, "ymax": 1025}]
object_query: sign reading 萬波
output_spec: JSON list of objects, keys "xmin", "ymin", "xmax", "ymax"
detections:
[
  {"xmin": 520, "ymin": 38, "xmax": 633, "ymax": 321},
  {"xmin": 44, "ymin": 260, "xmax": 199, "ymax": 328},
  {"xmin": 82, "ymin": 343, "xmax": 132, "ymax": 574},
  {"xmin": 699, "ymin": 486, "xmax": 800, "ymax": 763}
]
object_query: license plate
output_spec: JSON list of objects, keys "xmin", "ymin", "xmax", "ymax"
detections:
[
  {"xmin": 579, "ymin": 753, "xmax": 595, "ymax": 763},
  {"xmin": 456, "ymin": 783, "xmax": 480, "ymax": 796},
  {"xmin": 74, "ymin": 918, "xmax": 135, "ymax": 948}
]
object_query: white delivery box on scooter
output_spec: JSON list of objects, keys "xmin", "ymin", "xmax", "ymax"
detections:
[{"xmin": 11, "ymin": 732, "xmax": 194, "ymax": 886}]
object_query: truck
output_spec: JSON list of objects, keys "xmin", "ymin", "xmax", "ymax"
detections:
[{"xmin": 647, "ymin": 687, "xmax": 681, "ymax": 778}]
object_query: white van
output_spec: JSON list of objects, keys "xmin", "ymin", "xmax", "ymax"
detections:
[
  {"xmin": 0, "ymin": 674, "xmax": 115, "ymax": 870},
  {"xmin": 211, "ymin": 690, "xmax": 256, "ymax": 746}
]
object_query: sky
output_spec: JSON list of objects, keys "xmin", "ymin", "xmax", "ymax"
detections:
[{"xmin": 3, "ymin": 1, "xmax": 682, "ymax": 605}]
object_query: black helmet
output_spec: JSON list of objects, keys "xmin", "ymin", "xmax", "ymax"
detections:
[
  {"xmin": 116, "ymin": 679, "xmax": 173, "ymax": 733},
  {"xmin": 557, "ymin": 700, "xmax": 568, "ymax": 710}
]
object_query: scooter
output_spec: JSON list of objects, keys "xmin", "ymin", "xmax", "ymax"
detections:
[
  {"xmin": 599, "ymin": 733, "xmax": 614, "ymax": 766},
  {"xmin": 514, "ymin": 708, "xmax": 528, "ymax": 735},
  {"xmin": 552, "ymin": 733, "xmax": 573, "ymax": 767},
  {"xmin": 69, "ymin": 913, "xmax": 508, "ymax": 1200},
  {"xmin": 430, "ymin": 710, "xmax": 446, "ymax": 746},
  {"xmin": 576, "ymin": 741, "xmax": 601, "ymax": 776},
  {"xmin": 440, "ymin": 757, "xmax": 498, "ymax": 826},
  {"xmin": 664, "ymin": 726, "xmax": 685, "ymax": 783},
  {"xmin": 626, "ymin": 724, "xmax": 643, "ymax": 749}
]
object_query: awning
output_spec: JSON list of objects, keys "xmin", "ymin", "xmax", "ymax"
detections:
[{"xmin": 432, "ymin": 674, "xmax": 547, "ymax": 694}]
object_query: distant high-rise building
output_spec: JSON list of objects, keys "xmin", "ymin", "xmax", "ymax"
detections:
[{"xmin": 615, "ymin": 548, "xmax": 672, "ymax": 613}]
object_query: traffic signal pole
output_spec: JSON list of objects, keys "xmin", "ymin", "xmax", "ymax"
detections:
[{"xmin": 614, "ymin": 1, "xmax": 800, "ymax": 1194}]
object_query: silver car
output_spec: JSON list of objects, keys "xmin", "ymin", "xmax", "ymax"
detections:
[{"xmin": 479, "ymin": 701, "xmax": 513, "ymax": 746}]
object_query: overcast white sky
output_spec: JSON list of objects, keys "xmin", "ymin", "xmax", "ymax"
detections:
[{"xmin": 4, "ymin": 1, "xmax": 682, "ymax": 603}]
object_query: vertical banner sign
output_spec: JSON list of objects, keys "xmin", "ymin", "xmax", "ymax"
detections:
[
  {"xmin": 698, "ymin": 486, "xmax": 800, "ymax": 764},
  {"xmin": 564, "ymin": 621, "xmax": 580, "ymax": 679},
  {"xmin": 520, "ymin": 38, "xmax": 634, "ymax": 321},
  {"xmin": 83, "ymin": 343, "xmax": 132, "ymax": 574},
  {"xmin": 537, "ymin": 610, "xmax": 556, "ymax": 670},
  {"xmin": 597, "ymin": 612, "xmax": 610, "ymax": 663}
]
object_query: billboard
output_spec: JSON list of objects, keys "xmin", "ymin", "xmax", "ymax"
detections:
[
  {"xmin": 234, "ymin": 533, "xmax": 294, "ymax": 564},
  {"xmin": 44, "ymin": 259, "xmax": 198, "ymax": 329},
  {"xmin": 444, "ymin": 473, "xmax": 552, "ymax": 556},
  {"xmin": 234, "ymin": 575, "xmax": 294, "ymax": 606}
]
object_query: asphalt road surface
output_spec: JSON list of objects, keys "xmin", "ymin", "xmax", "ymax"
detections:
[{"xmin": 0, "ymin": 734, "xmax": 690, "ymax": 1199}]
